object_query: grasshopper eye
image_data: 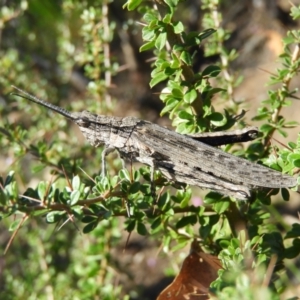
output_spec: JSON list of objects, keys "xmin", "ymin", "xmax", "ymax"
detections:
[{"xmin": 76, "ymin": 118, "xmax": 90, "ymax": 127}]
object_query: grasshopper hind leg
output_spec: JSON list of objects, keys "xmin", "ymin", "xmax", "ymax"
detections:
[{"xmin": 101, "ymin": 146, "xmax": 116, "ymax": 176}]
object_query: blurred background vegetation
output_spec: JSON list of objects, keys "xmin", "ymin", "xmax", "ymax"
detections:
[{"xmin": 1, "ymin": 0, "xmax": 300, "ymax": 299}]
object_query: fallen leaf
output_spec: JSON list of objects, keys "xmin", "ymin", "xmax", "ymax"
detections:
[{"xmin": 157, "ymin": 241, "xmax": 222, "ymax": 300}]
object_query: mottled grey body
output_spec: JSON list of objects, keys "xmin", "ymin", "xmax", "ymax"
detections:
[{"xmin": 12, "ymin": 86, "xmax": 296, "ymax": 200}]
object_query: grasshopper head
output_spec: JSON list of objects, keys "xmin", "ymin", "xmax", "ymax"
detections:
[{"xmin": 74, "ymin": 111, "xmax": 108, "ymax": 148}]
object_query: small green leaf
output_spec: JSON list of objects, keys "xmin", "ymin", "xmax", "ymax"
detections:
[
  {"xmin": 143, "ymin": 12, "xmax": 158, "ymax": 23},
  {"xmin": 171, "ymin": 240, "xmax": 190, "ymax": 252},
  {"xmin": 129, "ymin": 182, "xmax": 140, "ymax": 194},
  {"xmin": 164, "ymin": 208, "xmax": 174, "ymax": 216},
  {"xmin": 171, "ymin": 88, "xmax": 183, "ymax": 98},
  {"xmin": 170, "ymin": 53, "xmax": 181, "ymax": 68},
  {"xmin": 293, "ymin": 160, "xmax": 300, "ymax": 168},
  {"xmin": 281, "ymin": 188, "xmax": 290, "ymax": 201},
  {"xmin": 119, "ymin": 169, "xmax": 131, "ymax": 181},
  {"xmin": 277, "ymin": 128, "xmax": 288, "ymax": 138},
  {"xmin": 46, "ymin": 211, "xmax": 65, "ymax": 223},
  {"xmin": 178, "ymin": 110, "xmax": 193, "ymax": 120},
  {"xmin": 150, "ymin": 71, "xmax": 168, "ymax": 88},
  {"xmin": 137, "ymin": 222, "xmax": 148, "ymax": 235},
  {"xmin": 155, "ymin": 32, "xmax": 167, "ymax": 50},
  {"xmin": 183, "ymin": 88, "xmax": 197, "ymax": 103},
  {"xmin": 176, "ymin": 121, "xmax": 194, "ymax": 134},
  {"xmin": 38, "ymin": 181, "xmax": 47, "ymax": 200},
  {"xmin": 70, "ymin": 190, "xmax": 80, "ymax": 205},
  {"xmin": 260, "ymin": 124, "xmax": 274, "ymax": 134},
  {"xmin": 286, "ymin": 224, "xmax": 300, "ymax": 238},
  {"xmin": 219, "ymin": 240, "xmax": 230, "ymax": 249},
  {"xmin": 252, "ymin": 113, "xmax": 269, "ymax": 121},
  {"xmin": 288, "ymin": 153, "xmax": 300, "ymax": 167},
  {"xmin": 82, "ymin": 215, "xmax": 97, "ymax": 223},
  {"xmin": 157, "ymin": 192, "xmax": 170, "ymax": 210},
  {"xmin": 72, "ymin": 175, "xmax": 80, "ymax": 190},
  {"xmin": 207, "ymin": 112, "xmax": 227, "ymax": 127},
  {"xmin": 213, "ymin": 200, "xmax": 230, "ymax": 214},
  {"xmin": 110, "ymin": 175, "xmax": 119, "ymax": 187},
  {"xmin": 202, "ymin": 65, "xmax": 221, "ymax": 77},
  {"xmin": 160, "ymin": 99, "xmax": 179, "ymax": 116},
  {"xmin": 125, "ymin": 0, "xmax": 142, "ymax": 11},
  {"xmin": 180, "ymin": 51, "xmax": 192, "ymax": 65},
  {"xmin": 285, "ymin": 239, "xmax": 300, "ymax": 259},
  {"xmin": 291, "ymin": 6, "xmax": 300, "ymax": 19},
  {"xmin": 125, "ymin": 219, "xmax": 136, "ymax": 232},
  {"xmin": 176, "ymin": 215, "xmax": 197, "ymax": 229},
  {"xmin": 284, "ymin": 121, "xmax": 299, "ymax": 127},
  {"xmin": 4, "ymin": 171, "xmax": 15, "ymax": 186},
  {"xmin": 83, "ymin": 221, "xmax": 98, "ymax": 233},
  {"xmin": 164, "ymin": 0, "xmax": 179, "ymax": 8},
  {"xmin": 288, "ymin": 142, "xmax": 297, "ymax": 149},
  {"xmin": 173, "ymin": 21, "xmax": 184, "ymax": 34},
  {"xmin": 164, "ymin": 67, "xmax": 176, "ymax": 76},
  {"xmin": 198, "ymin": 28, "xmax": 216, "ymax": 40},
  {"xmin": 163, "ymin": 14, "xmax": 172, "ymax": 23},
  {"xmin": 179, "ymin": 189, "xmax": 192, "ymax": 208},
  {"xmin": 142, "ymin": 27, "xmax": 156, "ymax": 41},
  {"xmin": 140, "ymin": 40, "xmax": 155, "ymax": 52},
  {"xmin": 204, "ymin": 192, "xmax": 224, "ymax": 204},
  {"xmin": 9, "ymin": 219, "xmax": 21, "ymax": 232},
  {"xmin": 151, "ymin": 217, "xmax": 162, "ymax": 230},
  {"xmin": 199, "ymin": 214, "xmax": 220, "ymax": 239}
]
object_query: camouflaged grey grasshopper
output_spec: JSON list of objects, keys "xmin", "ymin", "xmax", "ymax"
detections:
[{"xmin": 11, "ymin": 86, "xmax": 296, "ymax": 200}]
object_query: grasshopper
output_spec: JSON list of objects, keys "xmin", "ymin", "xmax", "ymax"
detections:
[{"xmin": 11, "ymin": 86, "xmax": 296, "ymax": 200}]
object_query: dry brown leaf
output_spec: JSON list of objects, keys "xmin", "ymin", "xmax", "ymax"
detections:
[{"xmin": 157, "ymin": 241, "xmax": 222, "ymax": 300}]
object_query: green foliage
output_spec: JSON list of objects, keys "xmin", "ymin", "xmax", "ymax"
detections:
[{"xmin": 0, "ymin": 0, "xmax": 300, "ymax": 299}]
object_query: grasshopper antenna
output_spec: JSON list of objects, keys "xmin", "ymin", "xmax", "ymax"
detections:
[{"xmin": 11, "ymin": 85, "xmax": 76, "ymax": 121}]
